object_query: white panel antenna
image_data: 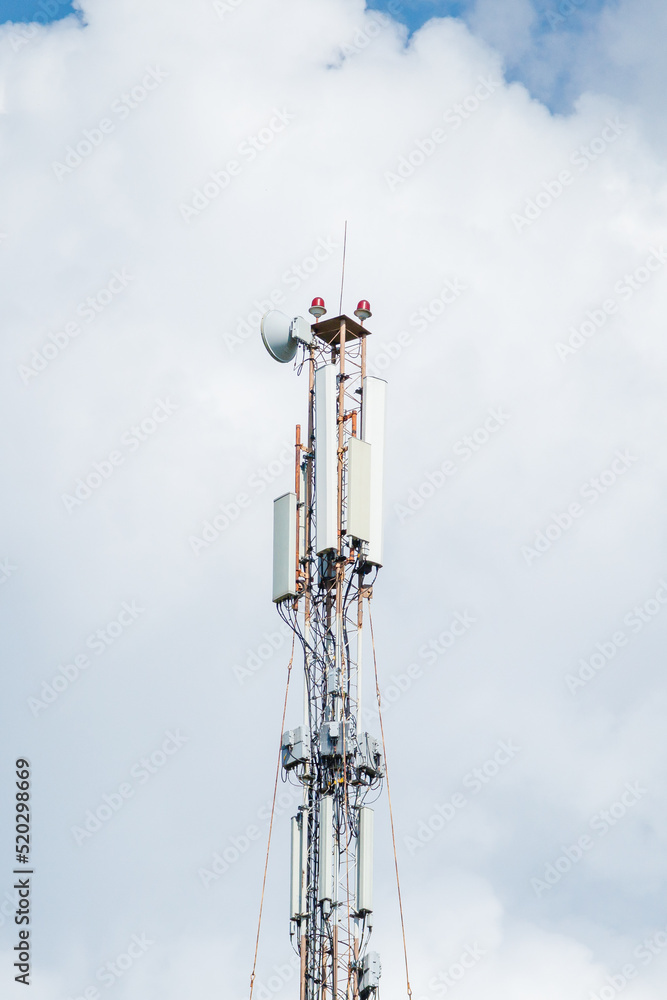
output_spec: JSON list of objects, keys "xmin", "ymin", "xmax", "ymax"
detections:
[
  {"xmin": 318, "ymin": 796, "xmax": 334, "ymax": 902},
  {"xmin": 357, "ymin": 806, "xmax": 374, "ymax": 914},
  {"xmin": 290, "ymin": 815, "xmax": 302, "ymax": 919},
  {"xmin": 315, "ymin": 364, "xmax": 338, "ymax": 554},
  {"xmin": 272, "ymin": 492, "xmax": 297, "ymax": 602},
  {"xmin": 346, "ymin": 436, "xmax": 371, "ymax": 543}
]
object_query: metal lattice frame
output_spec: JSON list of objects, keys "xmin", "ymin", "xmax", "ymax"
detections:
[{"xmin": 276, "ymin": 319, "xmax": 383, "ymax": 1000}]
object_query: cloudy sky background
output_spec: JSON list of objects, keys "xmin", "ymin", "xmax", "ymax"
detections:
[{"xmin": 2, "ymin": 0, "xmax": 667, "ymax": 997}]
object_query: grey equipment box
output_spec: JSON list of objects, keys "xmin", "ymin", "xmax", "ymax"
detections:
[
  {"xmin": 356, "ymin": 733, "xmax": 384, "ymax": 779},
  {"xmin": 281, "ymin": 727, "xmax": 311, "ymax": 771},
  {"xmin": 359, "ymin": 951, "xmax": 381, "ymax": 995},
  {"xmin": 319, "ymin": 720, "xmax": 355, "ymax": 759}
]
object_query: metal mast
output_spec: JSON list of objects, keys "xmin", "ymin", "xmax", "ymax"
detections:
[{"xmin": 262, "ymin": 296, "xmax": 386, "ymax": 1000}]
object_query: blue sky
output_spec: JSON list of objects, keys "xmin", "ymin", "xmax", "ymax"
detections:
[
  {"xmin": 0, "ymin": 0, "xmax": 618, "ymax": 113},
  {"xmin": 0, "ymin": 0, "xmax": 75, "ymax": 21},
  {"xmin": 367, "ymin": 0, "xmax": 619, "ymax": 111},
  {"xmin": 370, "ymin": 0, "xmax": 612, "ymax": 33},
  {"xmin": 0, "ymin": 0, "xmax": 611, "ymax": 29}
]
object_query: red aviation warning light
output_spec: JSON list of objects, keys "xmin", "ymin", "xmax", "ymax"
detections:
[
  {"xmin": 309, "ymin": 296, "xmax": 327, "ymax": 318},
  {"xmin": 354, "ymin": 299, "xmax": 372, "ymax": 322}
]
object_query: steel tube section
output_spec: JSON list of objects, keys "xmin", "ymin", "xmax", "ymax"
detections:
[
  {"xmin": 304, "ymin": 349, "xmax": 314, "ymax": 749},
  {"xmin": 322, "ymin": 941, "xmax": 328, "ymax": 1000},
  {"xmin": 291, "ymin": 814, "xmax": 302, "ymax": 919},
  {"xmin": 335, "ymin": 320, "xmax": 346, "ymax": 730},
  {"xmin": 299, "ymin": 462, "xmax": 307, "ymax": 572},
  {"xmin": 357, "ymin": 807, "xmax": 374, "ymax": 915},
  {"xmin": 353, "ymin": 927, "xmax": 360, "ymax": 1000},
  {"xmin": 295, "ymin": 423, "xmax": 302, "ymax": 582},
  {"xmin": 300, "ymin": 928, "xmax": 307, "ymax": 1000},
  {"xmin": 318, "ymin": 796, "xmax": 334, "ymax": 901},
  {"xmin": 333, "ymin": 922, "xmax": 338, "ymax": 998},
  {"xmin": 299, "ymin": 810, "xmax": 308, "ymax": 915},
  {"xmin": 337, "ymin": 318, "xmax": 346, "ymax": 556},
  {"xmin": 315, "ymin": 364, "xmax": 337, "ymax": 555},
  {"xmin": 357, "ymin": 590, "xmax": 363, "ymax": 731}
]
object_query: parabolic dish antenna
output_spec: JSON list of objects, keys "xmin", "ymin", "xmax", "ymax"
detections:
[{"xmin": 261, "ymin": 310, "xmax": 312, "ymax": 362}]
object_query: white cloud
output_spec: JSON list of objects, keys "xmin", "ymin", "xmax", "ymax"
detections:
[{"xmin": 1, "ymin": 1, "xmax": 667, "ymax": 997}]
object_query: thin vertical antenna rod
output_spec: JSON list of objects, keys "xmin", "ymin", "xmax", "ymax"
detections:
[{"xmin": 338, "ymin": 220, "xmax": 348, "ymax": 315}]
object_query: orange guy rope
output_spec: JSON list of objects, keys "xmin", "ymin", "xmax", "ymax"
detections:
[{"xmin": 249, "ymin": 632, "xmax": 296, "ymax": 999}]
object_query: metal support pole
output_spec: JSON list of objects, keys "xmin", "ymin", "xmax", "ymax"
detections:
[{"xmin": 264, "ymin": 306, "xmax": 385, "ymax": 1000}]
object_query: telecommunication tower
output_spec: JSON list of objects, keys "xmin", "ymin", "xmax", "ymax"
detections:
[{"xmin": 259, "ymin": 296, "xmax": 387, "ymax": 1000}]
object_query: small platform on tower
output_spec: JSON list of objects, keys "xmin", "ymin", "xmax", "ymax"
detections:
[{"xmin": 311, "ymin": 314, "xmax": 373, "ymax": 344}]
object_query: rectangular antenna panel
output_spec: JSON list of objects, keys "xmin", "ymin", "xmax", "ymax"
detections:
[
  {"xmin": 272, "ymin": 492, "xmax": 297, "ymax": 603},
  {"xmin": 299, "ymin": 463, "xmax": 307, "ymax": 563},
  {"xmin": 357, "ymin": 806, "xmax": 374, "ymax": 914},
  {"xmin": 299, "ymin": 811, "xmax": 308, "ymax": 917},
  {"xmin": 361, "ymin": 377, "xmax": 387, "ymax": 567},
  {"xmin": 346, "ymin": 436, "xmax": 371, "ymax": 543},
  {"xmin": 318, "ymin": 795, "xmax": 334, "ymax": 901},
  {"xmin": 315, "ymin": 364, "xmax": 338, "ymax": 554},
  {"xmin": 290, "ymin": 815, "xmax": 302, "ymax": 919}
]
